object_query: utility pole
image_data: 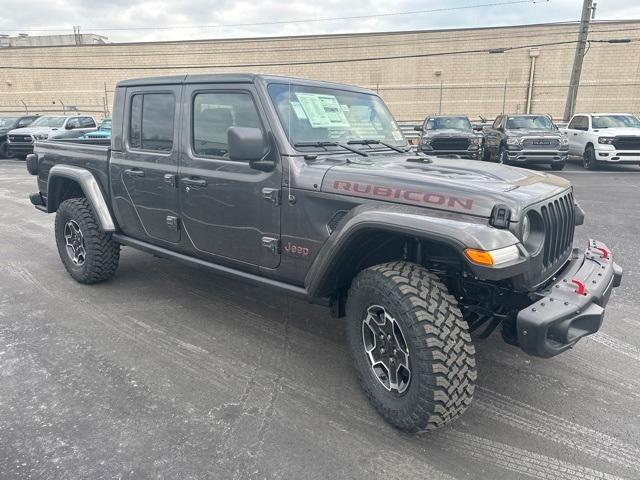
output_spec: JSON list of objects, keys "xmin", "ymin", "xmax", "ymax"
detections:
[{"xmin": 563, "ymin": 0, "xmax": 596, "ymax": 121}]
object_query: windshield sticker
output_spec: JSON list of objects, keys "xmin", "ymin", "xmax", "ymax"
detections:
[
  {"xmin": 290, "ymin": 101, "xmax": 308, "ymax": 120},
  {"xmin": 294, "ymin": 93, "xmax": 350, "ymax": 128}
]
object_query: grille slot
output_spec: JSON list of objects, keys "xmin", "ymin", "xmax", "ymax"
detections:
[
  {"xmin": 539, "ymin": 192, "xmax": 575, "ymax": 269},
  {"xmin": 431, "ymin": 137, "xmax": 470, "ymax": 151},
  {"xmin": 8, "ymin": 134, "xmax": 33, "ymax": 143},
  {"xmin": 612, "ymin": 136, "xmax": 640, "ymax": 150},
  {"xmin": 522, "ymin": 138, "xmax": 560, "ymax": 149}
]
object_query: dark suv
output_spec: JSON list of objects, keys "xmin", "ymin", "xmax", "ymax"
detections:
[
  {"xmin": 416, "ymin": 115, "xmax": 484, "ymax": 159},
  {"xmin": 25, "ymin": 74, "xmax": 622, "ymax": 433},
  {"xmin": 0, "ymin": 115, "xmax": 38, "ymax": 158},
  {"xmin": 483, "ymin": 114, "xmax": 569, "ymax": 170}
]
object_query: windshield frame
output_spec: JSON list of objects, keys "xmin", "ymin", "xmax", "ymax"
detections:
[
  {"xmin": 591, "ymin": 114, "xmax": 640, "ymax": 129},
  {"xmin": 505, "ymin": 115, "xmax": 555, "ymax": 131},
  {"xmin": 267, "ymin": 82, "xmax": 408, "ymax": 154},
  {"xmin": 31, "ymin": 116, "xmax": 67, "ymax": 128}
]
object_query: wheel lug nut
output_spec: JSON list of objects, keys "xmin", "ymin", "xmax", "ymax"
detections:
[
  {"xmin": 380, "ymin": 348, "xmax": 385, "ymax": 354},
  {"xmin": 387, "ymin": 334, "xmax": 392, "ymax": 341}
]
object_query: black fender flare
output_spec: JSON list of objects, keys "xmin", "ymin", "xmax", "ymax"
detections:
[
  {"xmin": 47, "ymin": 164, "xmax": 116, "ymax": 232},
  {"xmin": 304, "ymin": 203, "xmax": 522, "ymax": 299}
]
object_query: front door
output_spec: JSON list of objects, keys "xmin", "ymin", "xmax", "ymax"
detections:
[
  {"xmin": 109, "ymin": 85, "xmax": 182, "ymax": 245},
  {"xmin": 178, "ymin": 84, "xmax": 281, "ymax": 269}
]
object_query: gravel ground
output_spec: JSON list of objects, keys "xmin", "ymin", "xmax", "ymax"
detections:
[{"xmin": 0, "ymin": 157, "xmax": 639, "ymax": 480}]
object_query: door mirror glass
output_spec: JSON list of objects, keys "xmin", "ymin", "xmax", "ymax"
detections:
[{"xmin": 228, "ymin": 127, "xmax": 272, "ymax": 170}]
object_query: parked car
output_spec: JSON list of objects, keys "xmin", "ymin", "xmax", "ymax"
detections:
[
  {"xmin": 79, "ymin": 118, "xmax": 112, "ymax": 140},
  {"xmin": 483, "ymin": 114, "xmax": 569, "ymax": 170},
  {"xmin": 560, "ymin": 113, "xmax": 640, "ymax": 169},
  {"xmin": 7, "ymin": 115, "xmax": 97, "ymax": 158},
  {"xmin": 0, "ymin": 115, "xmax": 39, "ymax": 158},
  {"xmin": 25, "ymin": 74, "xmax": 622, "ymax": 433},
  {"xmin": 415, "ymin": 116, "xmax": 484, "ymax": 159}
]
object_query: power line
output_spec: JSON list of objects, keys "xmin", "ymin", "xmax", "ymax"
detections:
[
  {"xmin": 3, "ymin": 23, "xmax": 639, "ymax": 62},
  {"xmin": 0, "ymin": 1, "xmax": 543, "ymax": 33},
  {"xmin": 0, "ymin": 37, "xmax": 636, "ymax": 71}
]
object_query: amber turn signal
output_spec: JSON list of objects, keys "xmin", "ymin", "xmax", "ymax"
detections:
[{"xmin": 464, "ymin": 248, "xmax": 494, "ymax": 266}]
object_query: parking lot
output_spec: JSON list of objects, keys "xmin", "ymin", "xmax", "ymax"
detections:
[{"xmin": 0, "ymin": 156, "xmax": 639, "ymax": 480}]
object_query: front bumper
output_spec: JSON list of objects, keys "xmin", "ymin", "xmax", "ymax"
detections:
[
  {"xmin": 507, "ymin": 149, "xmax": 567, "ymax": 164},
  {"xmin": 420, "ymin": 148, "xmax": 481, "ymax": 159},
  {"xmin": 516, "ymin": 240, "xmax": 622, "ymax": 358},
  {"xmin": 7, "ymin": 143, "xmax": 34, "ymax": 156},
  {"xmin": 594, "ymin": 147, "xmax": 640, "ymax": 164}
]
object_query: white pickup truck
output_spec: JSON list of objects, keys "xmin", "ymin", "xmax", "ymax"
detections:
[{"xmin": 560, "ymin": 113, "xmax": 640, "ymax": 169}]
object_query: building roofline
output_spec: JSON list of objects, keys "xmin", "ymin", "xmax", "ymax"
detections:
[{"xmin": 1, "ymin": 19, "xmax": 639, "ymax": 52}]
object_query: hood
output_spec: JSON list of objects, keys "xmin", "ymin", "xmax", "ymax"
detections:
[
  {"xmin": 424, "ymin": 129, "xmax": 478, "ymax": 138},
  {"xmin": 505, "ymin": 129, "xmax": 561, "ymax": 137},
  {"xmin": 322, "ymin": 154, "xmax": 570, "ymax": 219},
  {"xmin": 8, "ymin": 126, "xmax": 60, "ymax": 136},
  {"xmin": 591, "ymin": 127, "xmax": 640, "ymax": 136}
]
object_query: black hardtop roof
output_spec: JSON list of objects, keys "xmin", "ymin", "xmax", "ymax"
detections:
[{"xmin": 116, "ymin": 73, "xmax": 376, "ymax": 95}]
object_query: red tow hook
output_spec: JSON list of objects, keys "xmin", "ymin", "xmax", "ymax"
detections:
[
  {"xmin": 571, "ymin": 278, "xmax": 587, "ymax": 295},
  {"xmin": 595, "ymin": 246, "xmax": 610, "ymax": 259}
]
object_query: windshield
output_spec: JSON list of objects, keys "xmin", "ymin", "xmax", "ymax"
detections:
[
  {"xmin": 426, "ymin": 117, "xmax": 472, "ymax": 130},
  {"xmin": 592, "ymin": 115, "xmax": 640, "ymax": 129},
  {"xmin": 100, "ymin": 119, "xmax": 112, "ymax": 130},
  {"xmin": 0, "ymin": 117, "xmax": 18, "ymax": 128},
  {"xmin": 506, "ymin": 115, "xmax": 553, "ymax": 130},
  {"xmin": 31, "ymin": 116, "xmax": 66, "ymax": 128},
  {"xmin": 268, "ymin": 83, "xmax": 406, "ymax": 149}
]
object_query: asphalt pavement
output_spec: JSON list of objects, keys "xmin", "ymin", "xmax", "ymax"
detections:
[{"xmin": 0, "ymin": 157, "xmax": 639, "ymax": 480}]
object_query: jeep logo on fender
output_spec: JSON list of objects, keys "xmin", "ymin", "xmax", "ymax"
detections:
[{"xmin": 331, "ymin": 181, "xmax": 474, "ymax": 210}]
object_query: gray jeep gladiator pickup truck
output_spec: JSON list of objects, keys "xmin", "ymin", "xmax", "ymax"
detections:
[
  {"xmin": 484, "ymin": 114, "xmax": 569, "ymax": 170},
  {"xmin": 26, "ymin": 74, "xmax": 622, "ymax": 433}
]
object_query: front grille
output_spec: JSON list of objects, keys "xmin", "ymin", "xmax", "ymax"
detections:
[
  {"xmin": 612, "ymin": 136, "xmax": 640, "ymax": 150},
  {"xmin": 8, "ymin": 134, "xmax": 32, "ymax": 144},
  {"xmin": 539, "ymin": 192, "xmax": 575, "ymax": 269},
  {"xmin": 431, "ymin": 137, "xmax": 470, "ymax": 151},
  {"xmin": 522, "ymin": 138, "xmax": 560, "ymax": 149}
]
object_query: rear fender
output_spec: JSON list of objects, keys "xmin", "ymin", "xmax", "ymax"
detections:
[
  {"xmin": 47, "ymin": 164, "xmax": 116, "ymax": 232},
  {"xmin": 305, "ymin": 203, "xmax": 521, "ymax": 299}
]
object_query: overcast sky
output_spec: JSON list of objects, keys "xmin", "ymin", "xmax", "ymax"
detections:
[{"xmin": 1, "ymin": 0, "xmax": 640, "ymax": 43}]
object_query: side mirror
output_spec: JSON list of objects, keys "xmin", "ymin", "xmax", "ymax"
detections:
[
  {"xmin": 413, "ymin": 126, "xmax": 423, "ymax": 132},
  {"xmin": 227, "ymin": 126, "xmax": 273, "ymax": 171}
]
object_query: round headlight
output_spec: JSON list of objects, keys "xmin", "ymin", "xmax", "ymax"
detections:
[{"xmin": 521, "ymin": 211, "xmax": 545, "ymax": 254}]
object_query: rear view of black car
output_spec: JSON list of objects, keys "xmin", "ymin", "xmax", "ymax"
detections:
[
  {"xmin": 415, "ymin": 115, "xmax": 484, "ymax": 159},
  {"xmin": 0, "ymin": 115, "xmax": 39, "ymax": 158}
]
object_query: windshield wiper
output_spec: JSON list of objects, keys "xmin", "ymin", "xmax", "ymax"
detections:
[
  {"xmin": 293, "ymin": 141, "xmax": 368, "ymax": 157},
  {"xmin": 347, "ymin": 139, "xmax": 408, "ymax": 154}
]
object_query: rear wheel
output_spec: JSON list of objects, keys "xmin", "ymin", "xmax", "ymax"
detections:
[
  {"xmin": 55, "ymin": 198, "xmax": 120, "ymax": 284},
  {"xmin": 345, "ymin": 261, "xmax": 476, "ymax": 433},
  {"xmin": 583, "ymin": 145, "xmax": 598, "ymax": 170}
]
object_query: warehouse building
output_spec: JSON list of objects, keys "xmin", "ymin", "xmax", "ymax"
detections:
[{"xmin": 0, "ymin": 20, "xmax": 639, "ymax": 121}]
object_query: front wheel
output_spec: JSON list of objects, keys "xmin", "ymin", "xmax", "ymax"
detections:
[
  {"xmin": 583, "ymin": 145, "xmax": 598, "ymax": 170},
  {"xmin": 550, "ymin": 161, "xmax": 566, "ymax": 171},
  {"xmin": 498, "ymin": 146, "xmax": 509, "ymax": 165},
  {"xmin": 0, "ymin": 142, "xmax": 11, "ymax": 159},
  {"xmin": 55, "ymin": 198, "xmax": 120, "ymax": 284},
  {"xmin": 345, "ymin": 261, "xmax": 476, "ymax": 433}
]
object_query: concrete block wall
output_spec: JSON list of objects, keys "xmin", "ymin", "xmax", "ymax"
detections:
[{"xmin": 0, "ymin": 20, "xmax": 639, "ymax": 122}]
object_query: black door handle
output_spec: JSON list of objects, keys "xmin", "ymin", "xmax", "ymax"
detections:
[
  {"xmin": 124, "ymin": 168, "xmax": 145, "ymax": 177},
  {"xmin": 573, "ymin": 133, "xmax": 578, "ymax": 136},
  {"xmin": 182, "ymin": 177, "xmax": 207, "ymax": 188}
]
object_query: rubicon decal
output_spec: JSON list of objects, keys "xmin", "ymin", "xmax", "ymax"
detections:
[{"xmin": 331, "ymin": 181, "xmax": 474, "ymax": 210}]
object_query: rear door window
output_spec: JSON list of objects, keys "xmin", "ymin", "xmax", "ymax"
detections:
[
  {"xmin": 129, "ymin": 93, "xmax": 175, "ymax": 152},
  {"xmin": 79, "ymin": 117, "xmax": 96, "ymax": 128}
]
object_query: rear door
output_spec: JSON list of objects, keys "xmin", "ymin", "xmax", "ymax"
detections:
[
  {"xmin": 109, "ymin": 85, "xmax": 183, "ymax": 245},
  {"xmin": 178, "ymin": 83, "xmax": 281, "ymax": 269}
]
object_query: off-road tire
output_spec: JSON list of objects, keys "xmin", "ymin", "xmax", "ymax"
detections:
[
  {"xmin": 55, "ymin": 198, "xmax": 120, "ymax": 284},
  {"xmin": 583, "ymin": 145, "xmax": 598, "ymax": 170},
  {"xmin": 550, "ymin": 161, "xmax": 565, "ymax": 171},
  {"xmin": 345, "ymin": 261, "xmax": 476, "ymax": 433}
]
